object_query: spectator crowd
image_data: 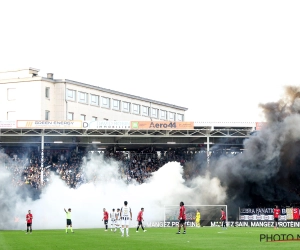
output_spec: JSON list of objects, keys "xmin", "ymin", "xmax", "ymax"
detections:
[
  {"xmin": 4, "ymin": 145, "xmax": 300, "ymax": 209},
  {"xmin": 1, "ymin": 145, "xmax": 243, "ymax": 190},
  {"xmin": 1, "ymin": 146, "xmax": 211, "ymax": 189}
]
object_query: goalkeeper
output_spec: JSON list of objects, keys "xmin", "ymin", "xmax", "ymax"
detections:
[{"xmin": 195, "ymin": 209, "xmax": 201, "ymax": 227}]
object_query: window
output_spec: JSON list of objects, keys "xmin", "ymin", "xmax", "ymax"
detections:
[
  {"xmin": 7, "ymin": 111, "xmax": 16, "ymax": 120},
  {"xmin": 160, "ymin": 110, "xmax": 167, "ymax": 120},
  {"xmin": 78, "ymin": 92, "xmax": 88, "ymax": 104},
  {"xmin": 177, "ymin": 114, "xmax": 184, "ymax": 121},
  {"xmin": 142, "ymin": 106, "xmax": 149, "ymax": 116},
  {"xmin": 101, "ymin": 97, "xmax": 110, "ymax": 108},
  {"xmin": 45, "ymin": 87, "xmax": 50, "ymax": 99},
  {"xmin": 45, "ymin": 110, "xmax": 50, "ymax": 120},
  {"xmin": 169, "ymin": 112, "xmax": 175, "ymax": 121},
  {"xmin": 112, "ymin": 99, "xmax": 120, "ymax": 110},
  {"xmin": 7, "ymin": 88, "xmax": 16, "ymax": 101},
  {"xmin": 132, "ymin": 104, "xmax": 140, "ymax": 115},
  {"xmin": 67, "ymin": 112, "xmax": 74, "ymax": 120},
  {"xmin": 80, "ymin": 114, "xmax": 86, "ymax": 121},
  {"xmin": 66, "ymin": 89, "xmax": 76, "ymax": 101},
  {"xmin": 122, "ymin": 101, "xmax": 130, "ymax": 113},
  {"xmin": 92, "ymin": 116, "xmax": 97, "ymax": 121},
  {"xmin": 151, "ymin": 108, "xmax": 158, "ymax": 118},
  {"xmin": 90, "ymin": 94, "xmax": 99, "ymax": 106}
]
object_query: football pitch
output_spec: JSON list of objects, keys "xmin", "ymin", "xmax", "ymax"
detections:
[{"xmin": 1, "ymin": 227, "xmax": 300, "ymax": 250}]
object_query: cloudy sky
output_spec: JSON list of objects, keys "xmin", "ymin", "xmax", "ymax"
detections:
[{"xmin": 1, "ymin": 0, "xmax": 299, "ymax": 122}]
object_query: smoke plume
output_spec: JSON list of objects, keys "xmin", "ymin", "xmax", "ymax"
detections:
[
  {"xmin": 1, "ymin": 85, "xmax": 300, "ymax": 228},
  {"xmin": 208, "ymin": 86, "xmax": 300, "ymax": 212},
  {"xmin": 0, "ymin": 152, "xmax": 225, "ymax": 230}
]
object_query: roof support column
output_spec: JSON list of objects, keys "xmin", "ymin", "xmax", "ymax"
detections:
[
  {"xmin": 206, "ymin": 136, "xmax": 210, "ymax": 167},
  {"xmin": 40, "ymin": 130, "xmax": 44, "ymax": 186}
]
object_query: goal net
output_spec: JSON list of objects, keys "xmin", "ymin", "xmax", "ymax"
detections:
[{"xmin": 164, "ymin": 205, "xmax": 227, "ymax": 227}]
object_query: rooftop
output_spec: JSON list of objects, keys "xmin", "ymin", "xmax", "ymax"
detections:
[{"xmin": 0, "ymin": 68, "xmax": 188, "ymax": 111}]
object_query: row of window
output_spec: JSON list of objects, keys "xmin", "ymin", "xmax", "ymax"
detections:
[
  {"xmin": 7, "ymin": 110, "xmax": 99, "ymax": 121},
  {"xmin": 66, "ymin": 89, "xmax": 184, "ymax": 121},
  {"xmin": 8, "ymin": 109, "xmax": 178, "ymax": 123},
  {"xmin": 67, "ymin": 112, "xmax": 98, "ymax": 121},
  {"xmin": 5, "ymin": 87, "xmax": 184, "ymax": 121},
  {"xmin": 45, "ymin": 111, "xmax": 98, "ymax": 121}
]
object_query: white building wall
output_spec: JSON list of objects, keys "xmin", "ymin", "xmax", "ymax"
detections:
[
  {"xmin": 0, "ymin": 79, "xmax": 42, "ymax": 120},
  {"xmin": 0, "ymin": 68, "xmax": 187, "ymax": 121},
  {"xmin": 0, "ymin": 82, "xmax": 17, "ymax": 120},
  {"xmin": 19, "ymin": 81, "xmax": 42, "ymax": 120},
  {"xmin": 64, "ymin": 83, "xmax": 186, "ymax": 121},
  {"xmin": 39, "ymin": 80, "xmax": 67, "ymax": 120},
  {"xmin": 52, "ymin": 82, "xmax": 66, "ymax": 120}
]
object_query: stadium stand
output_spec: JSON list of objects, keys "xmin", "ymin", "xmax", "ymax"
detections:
[{"xmin": 2, "ymin": 146, "xmax": 243, "ymax": 189}]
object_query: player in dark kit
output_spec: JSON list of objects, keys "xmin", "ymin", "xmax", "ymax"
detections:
[
  {"xmin": 176, "ymin": 202, "xmax": 186, "ymax": 234},
  {"xmin": 220, "ymin": 208, "xmax": 227, "ymax": 229},
  {"xmin": 102, "ymin": 208, "xmax": 109, "ymax": 231},
  {"xmin": 25, "ymin": 210, "xmax": 33, "ymax": 234},
  {"xmin": 273, "ymin": 205, "xmax": 280, "ymax": 229},
  {"xmin": 136, "ymin": 208, "xmax": 147, "ymax": 232}
]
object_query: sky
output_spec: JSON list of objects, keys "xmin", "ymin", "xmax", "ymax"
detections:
[{"xmin": 1, "ymin": 0, "xmax": 300, "ymax": 122}]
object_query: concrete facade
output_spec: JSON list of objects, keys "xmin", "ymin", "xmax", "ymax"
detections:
[{"xmin": 0, "ymin": 68, "xmax": 187, "ymax": 121}]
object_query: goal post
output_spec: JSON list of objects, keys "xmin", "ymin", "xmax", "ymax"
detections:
[{"xmin": 163, "ymin": 205, "xmax": 227, "ymax": 227}]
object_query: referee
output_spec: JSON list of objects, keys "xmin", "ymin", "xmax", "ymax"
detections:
[{"xmin": 64, "ymin": 208, "xmax": 74, "ymax": 233}]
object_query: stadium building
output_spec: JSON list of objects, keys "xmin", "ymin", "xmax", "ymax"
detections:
[
  {"xmin": 1, "ymin": 68, "xmax": 281, "ymax": 228},
  {"xmin": 0, "ymin": 68, "xmax": 187, "ymax": 121},
  {"xmin": 0, "ymin": 67, "xmax": 256, "ymax": 151}
]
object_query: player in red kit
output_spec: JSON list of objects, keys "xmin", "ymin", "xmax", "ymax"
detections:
[
  {"xmin": 176, "ymin": 201, "xmax": 186, "ymax": 234},
  {"xmin": 273, "ymin": 205, "xmax": 280, "ymax": 229},
  {"xmin": 136, "ymin": 208, "xmax": 147, "ymax": 232},
  {"xmin": 102, "ymin": 208, "xmax": 109, "ymax": 231},
  {"xmin": 220, "ymin": 208, "xmax": 227, "ymax": 229},
  {"xmin": 26, "ymin": 210, "xmax": 33, "ymax": 234}
]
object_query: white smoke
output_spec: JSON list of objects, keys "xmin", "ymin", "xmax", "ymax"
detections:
[{"xmin": 0, "ymin": 153, "xmax": 226, "ymax": 230}]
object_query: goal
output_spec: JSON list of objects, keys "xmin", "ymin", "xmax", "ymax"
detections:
[{"xmin": 163, "ymin": 205, "xmax": 227, "ymax": 227}]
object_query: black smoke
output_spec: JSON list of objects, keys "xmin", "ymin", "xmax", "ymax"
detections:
[
  {"xmin": 207, "ymin": 86, "xmax": 300, "ymax": 214},
  {"xmin": 2, "ymin": 86, "xmax": 300, "ymax": 226}
]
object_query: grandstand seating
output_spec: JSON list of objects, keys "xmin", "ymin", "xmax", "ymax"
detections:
[{"xmin": 1, "ymin": 146, "xmax": 241, "ymax": 189}]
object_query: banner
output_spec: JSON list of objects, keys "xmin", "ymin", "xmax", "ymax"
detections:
[
  {"xmin": 239, "ymin": 207, "xmax": 290, "ymax": 221},
  {"xmin": 240, "ymin": 215, "xmax": 287, "ymax": 221},
  {"xmin": 83, "ymin": 121, "xmax": 131, "ymax": 129},
  {"xmin": 17, "ymin": 120, "xmax": 82, "ymax": 129},
  {"xmin": 131, "ymin": 121, "xmax": 194, "ymax": 130},
  {"xmin": 145, "ymin": 220, "xmax": 300, "ymax": 228},
  {"xmin": 0, "ymin": 121, "xmax": 16, "ymax": 128},
  {"xmin": 286, "ymin": 207, "xmax": 300, "ymax": 220},
  {"xmin": 211, "ymin": 220, "xmax": 300, "ymax": 228},
  {"xmin": 194, "ymin": 121, "xmax": 256, "ymax": 128}
]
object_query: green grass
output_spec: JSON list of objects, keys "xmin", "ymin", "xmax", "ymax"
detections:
[{"xmin": 1, "ymin": 227, "xmax": 300, "ymax": 250}]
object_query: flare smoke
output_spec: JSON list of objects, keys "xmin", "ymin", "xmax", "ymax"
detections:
[
  {"xmin": 208, "ymin": 86, "xmax": 300, "ymax": 209},
  {"xmin": 1, "ymin": 86, "xmax": 300, "ymax": 229}
]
